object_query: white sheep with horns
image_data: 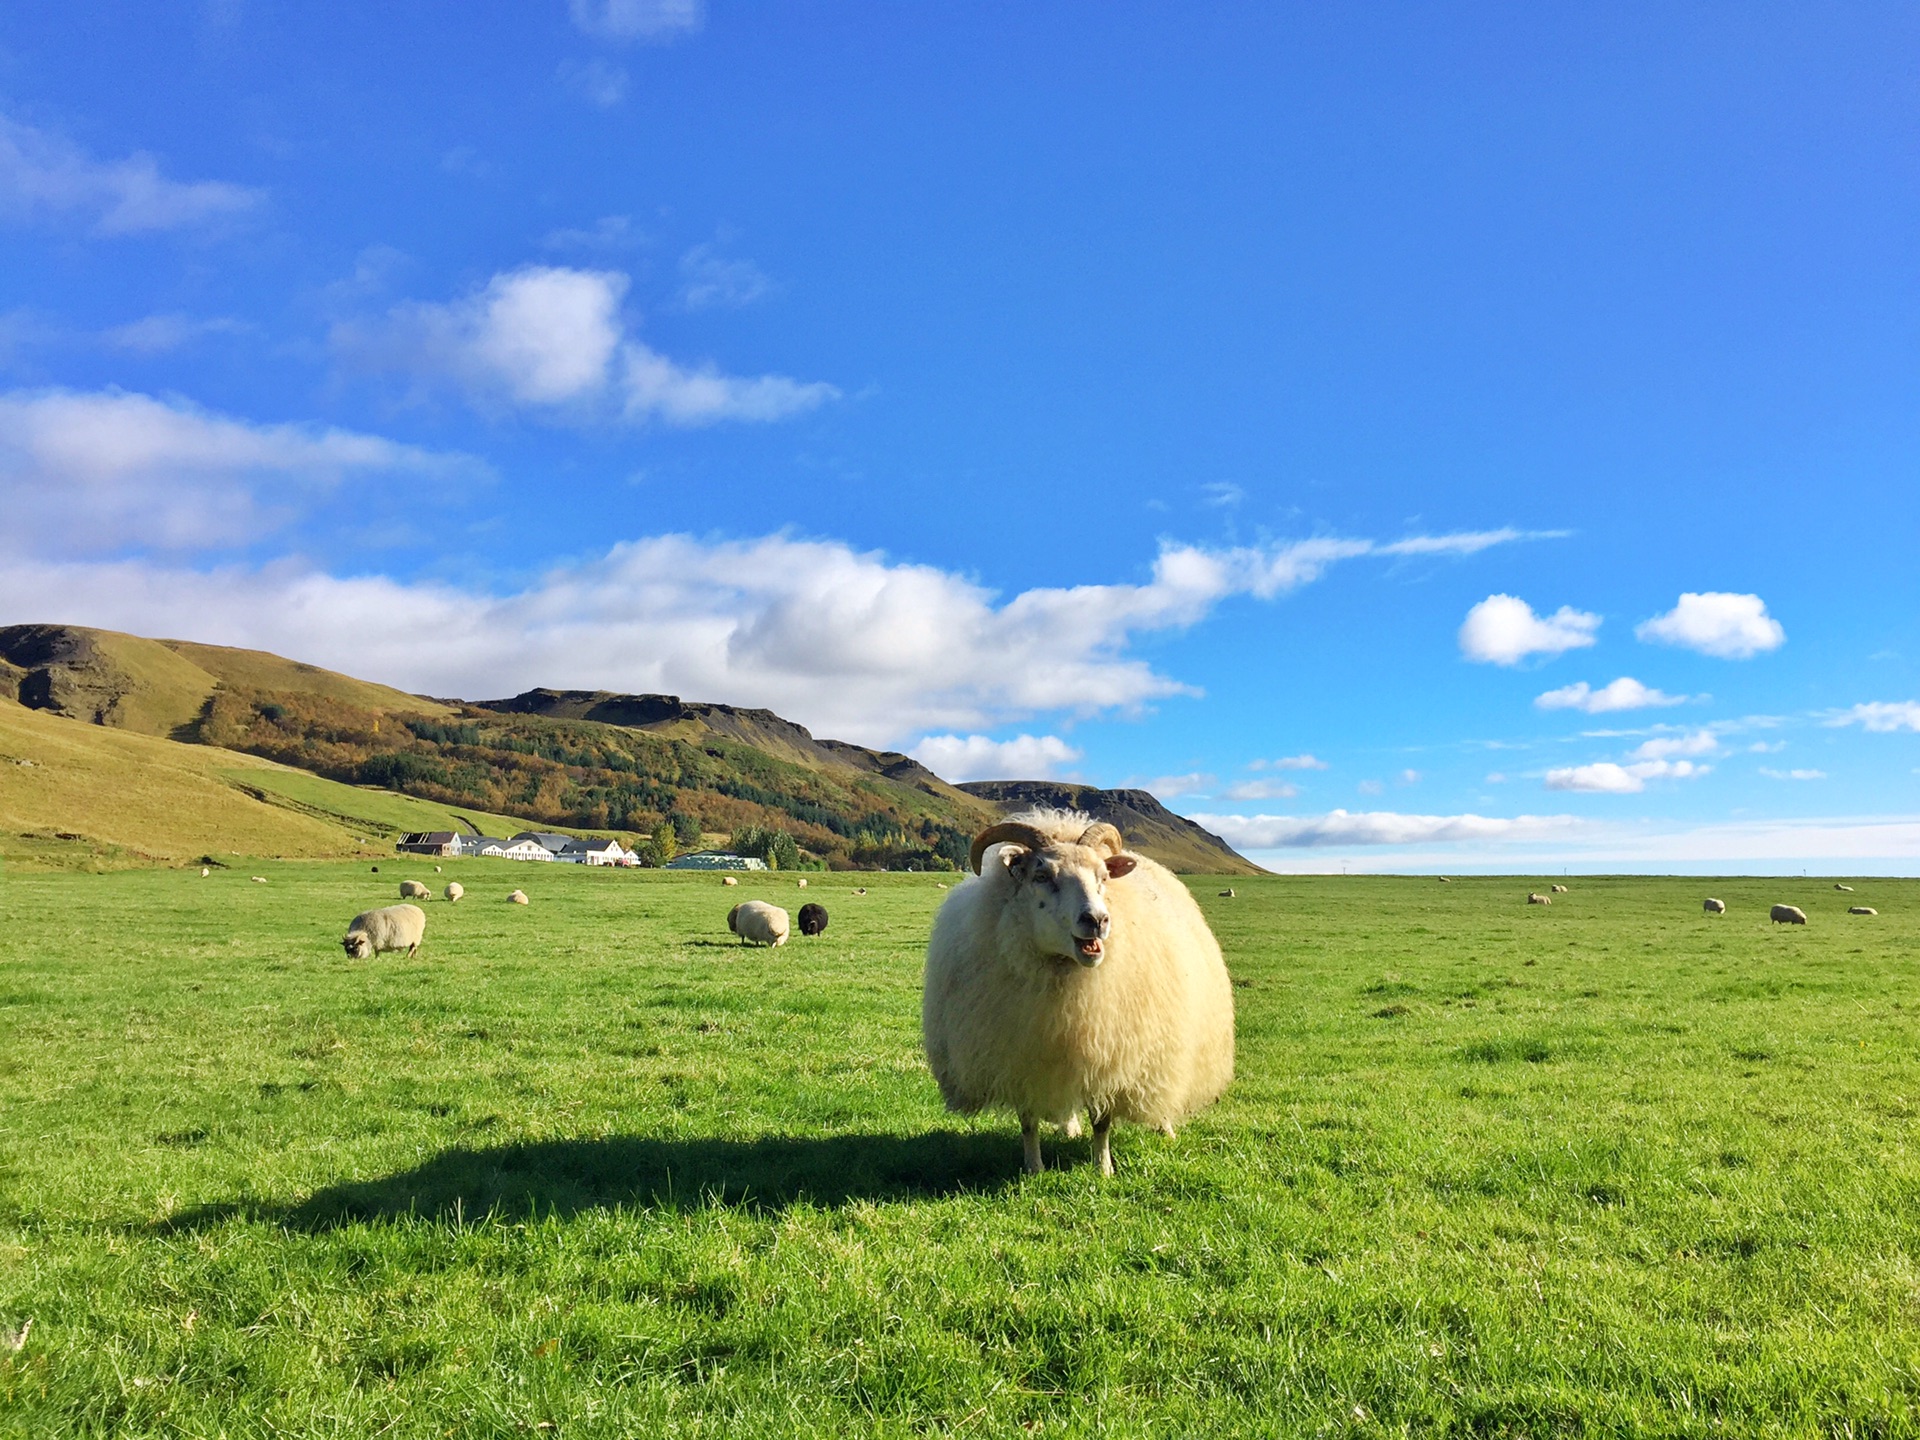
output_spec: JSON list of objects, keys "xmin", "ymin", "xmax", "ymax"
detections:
[{"xmin": 922, "ymin": 809, "xmax": 1235, "ymax": 1177}]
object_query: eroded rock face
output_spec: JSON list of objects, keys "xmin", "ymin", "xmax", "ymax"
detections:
[{"xmin": 0, "ymin": 625, "xmax": 133, "ymax": 725}]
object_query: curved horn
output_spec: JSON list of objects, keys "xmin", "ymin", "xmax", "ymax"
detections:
[
  {"xmin": 969, "ymin": 821, "xmax": 1052, "ymax": 875},
  {"xmin": 1077, "ymin": 821, "xmax": 1125, "ymax": 856}
]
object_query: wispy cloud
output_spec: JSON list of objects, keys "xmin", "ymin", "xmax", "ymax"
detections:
[
  {"xmin": 1829, "ymin": 701, "xmax": 1920, "ymax": 733},
  {"xmin": 1535, "ymin": 676, "xmax": 1687, "ymax": 714},
  {"xmin": 1459, "ymin": 594, "xmax": 1600, "ymax": 666},
  {"xmin": 1636, "ymin": 592, "xmax": 1785, "ymax": 659},
  {"xmin": 0, "ymin": 387, "xmax": 477, "ymax": 555},
  {"xmin": 1188, "ymin": 809, "xmax": 1583, "ymax": 849},
  {"xmin": 1224, "ymin": 778, "xmax": 1299, "ymax": 801},
  {"xmin": 558, "ymin": 58, "xmax": 629, "ymax": 108},
  {"xmin": 1141, "ymin": 772, "xmax": 1215, "ymax": 799},
  {"xmin": 1760, "ymin": 768, "xmax": 1826, "ymax": 781},
  {"xmin": 1249, "ymin": 753, "xmax": 1328, "ymax": 771},
  {"xmin": 677, "ymin": 244, "xmax": 772, "ymax": 310},
  {"xmin": 333, "ymin": 264, "xmax": 837, "ymax": 425},
  {"xmin": 568, "ymin": 0, "xmax": 703, "ymax": 41},
  {"xmin": 0, "ymin": 114, "xmax": 261, "ymax": 235},
  {"xmin": 100, "ymin": 313, "xmax": 248, "ymax": 354},
  {"xmin": 909, "ymin": 733, "xmax": 1082, "ymax": 782}
]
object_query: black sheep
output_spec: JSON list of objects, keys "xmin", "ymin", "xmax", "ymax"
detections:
[{"xmin": 797, "ymin": 902, "xmax": 829, "ymax": 937}]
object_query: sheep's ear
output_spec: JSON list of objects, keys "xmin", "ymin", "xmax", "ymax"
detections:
[
  {"xmin": 1105, "ymin": 853, "xmax": 1139, "ymax": 879},
  {"xmin": 1004, "ymin": 846, "xmax": 1036, "ymax": 878}
]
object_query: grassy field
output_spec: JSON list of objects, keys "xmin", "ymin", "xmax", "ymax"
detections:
[{"xmin": 2, "ymin": 865, "xmax": 1917, "ymax": 1436}]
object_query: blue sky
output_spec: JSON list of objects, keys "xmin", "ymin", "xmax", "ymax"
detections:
[{"xmin": 2, "ymin": 2, "xmax": 1917, "ymax": 871}]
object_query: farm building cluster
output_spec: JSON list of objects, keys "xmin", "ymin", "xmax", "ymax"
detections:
[{"xmin": 394, "ymin": 830, "xmax": 770, "ymax": 871}]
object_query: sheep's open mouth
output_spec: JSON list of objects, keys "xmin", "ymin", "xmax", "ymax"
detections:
[{"xmin": 1075, "ymin": 937, "xmax": 1104, "ymax": 962}]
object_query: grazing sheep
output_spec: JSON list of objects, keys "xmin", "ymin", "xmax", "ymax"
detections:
[
  {"xmin": 200, "ymin": 867, "xmax": 210, "ymax": 878},
  {"xmin": 727, "ymin": 900, "xmax": 790, "ymax": 947},
  {"xmin": 1850, "ymin": 906, "xmax": 1878, "ymax": 916},
  {"xmin": 1437, "ymin": 876, "xmax": 1452, "ymax": 883},
  {"xmin": 399, "ymin": 880, "xmax": 430, "ymax": 900},
  {"xmin": 1551, "ymin": 884, "xmax": 1569, "ymax": 893},
  {"xmin": 797, "ymin": 902, "xmax": 829, "ymax": 936},
  {"xmin": 443, "ymin": 882, "xmax": 463, "ymax": 903},
  {"xmin": 854, "ymin": 887, "xmax": 868, "ymax": 895},
  {"xmin": 250, "ymin": 876, "xmax": 267, "ymax": 884},
  {"xmin": 508, "ymin": 889, "xmax": 528, "ymax": 905},
  {"xmin": 1703, "ymin": 897, "xmax": 1727, "ymax": 914},
  {"xmin": 370, "ymin": 865, "xmax": 379, "ymax": 873},
  {"xmin": 435, "ymin": 865, "xmax": 443, "ymax": 874},
  {"xmin": 1527, "ymin": 893, "xmax": 1551, "ymax": 905},
  {"xmin": 721, "ymin": 876, "xmax": 739, "ymax": 887},
  {"xmin": 796, "ymin": 878, "xmax": 809, "ymax": 888},
  {"xmin": 1835, "ymin": 883, "xmax": 1854, "ymax": 892},
  {"xmin": 923, "ymin": 810, "xmax": 1235, "ymax": 1177},
  {"xmin": 342, "ymin": 903, "xmax": 426, "ymax": 959},
  {"xmin": 1770, "ymin": 904, "xmax": 1808, "ymax": 925}
]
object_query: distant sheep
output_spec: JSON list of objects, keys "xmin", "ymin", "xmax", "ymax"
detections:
[
  {"xmin": 854, "ymin": 887, "xmax": 868, "ymax": 895},
  {"xmin": 1218, "ymin": 888, "xmax": 1236, "ymax": 898},
  {"xmin": 1437, "ymin": 876, "xmax": 1452, "ymax": 883},
  {"xmin": 342, "ymin": 903, "xmax": 426, "ymax": 959},
  {"xmin": 1703, "ymin": 897, "xmax": 1726, "ymax": 914},
  {"xmin": 923, "ymin": 810, "xmax": 1234, "ymax": 1176},
  {"xmin": 370, "ymin": 865, "xmax": 379, "ymax": 873},
  {"xmin": 200, "ymin": 867, "xmax": 210, "ymax": 878},
  {"xmin": 443, "ymin": 882, "xmax": 463, "ymax": 903},
  {"xmin": 1527, "ymin": 893, "xmax": 1551, "ymax": 905},
  {"xmin": 250, "ymin": 876, "xmax": 267, "ymax": 884},
  {"xmin": 1770, "ymin": 904, "xmax": 1808, "ymax": 925},
  {"xmin": 1551, "ymin": 884, "xmax": 1569, "ymax": 893},
  {"xmin": 399, "ymin": 880, "xmax": 430, "ymax": 900},
  {"xmin": 508, "ymin": 889, "xmax": 528, "ymax": 905},
  {"xmin": 1835, "ymin": 883, "xmax": 1855, "ymax": 892},
  {"xmin": 797, "ymin": 902, "xmax": 829, "ymax": 936},
  {"xmin": 721, "ymin": 876, "xmax": 739, "ymax": 887},
  {"xmin": 728, "ymin": 900, "xmax": 789, "ymax": 947},
  {"xmin": 1850, "ymin": 906, "xmax": 1878, "ymax": 916},
  {"xmin": 796, "ymin": 878, "xmax": 809, "ymax": 888}
]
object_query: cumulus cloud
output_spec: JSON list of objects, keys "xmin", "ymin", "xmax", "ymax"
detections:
[
  {"xmin": 1535, "ymin": 677, "xmax": 1687, "ymax": 714},
  {"xmin": 677, "ymin": 244, "xmax": 772, "ymax": 310},
  {"xmin": 1186, "ymin": 809, "xmax": 1582, "ymax": 849},
  {"xmin": 1628, "ymin": 729, "xmax": 1718, "ymax": 761},
  {"xmin": 1636, "ymin": 592, "xmax": 1785, "ymax": 659},
  {"xmin": 0, "ymin": 114, "xmax": 261, "ymax": 235},
  {"xmin": 569, "ymin": 0, "xmax": 703, "ymax": 41},
  {"xmin": 0, "ymin": 387, "xmax": 476, "ymax": 555},
  {"xmin": 1224, "ymin": 778, "xmax": 1299, "ymax": 801},
  {"xmin": 908, "ymin": 733, "xmax": 1082, "ymax": 783},
  {"xmin": 335, "ymin": 264, "xmax": 836, "ymax": 425},
  {"xmin": 1459, "ymin": 594, "xmax": 1601, "ymax": 666},
  {"xmin": 1760, "ymin": 768, "xmax": 1826, "ymax": 781},
  {"xmin": 1543, "ymin": 759, "xmax": 1710, "ymax": 794},
  {"xmin": 1830, "ymin": 701, "xmax": 1920, "ymax": 733}
]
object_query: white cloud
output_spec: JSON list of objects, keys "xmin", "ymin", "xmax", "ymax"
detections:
[
  {"xmin": 1142, "ymin": 773, "xmax": 1215, "ymax": 799},
  {"xmin": 0, "ymin": 387, "xmax": 476, "ymax": 555},
  {"xmin": 1543, "ymin": 758, "xmax": 1710, "ymax": 794},
  {"xmin": 335, "ymin": 265, "xmax": 835, "ymax": 424},
  {"xmin": 1534, "ymin": 676, "xmax": 1687, "ymax": 714},
  {"xmin": 558, "ymin": 57, "xmax": 629, "ymax": 108},
  {"xmin": 678, "ymin": 244, "xmax": 772, "ymax": 310},
  {"xmin": 1187, "ymin": 809, "xmax": 1582, "ymax": 849},
  {"xmin": 1356, "ymin": 779, "xmax": 1384, "ymax": 796},
  {"xmin": 1398, "ymin": 769, "xmax": 1421, "ymax": 785},
  {"xmin": 1760, "ymin": 768, "xmax": 1826, "ymax": 781},
  {"xmin": 569, "ymin": 0, "xmax": 703, "ymax": 41},
  {"xmin": 908, "ymin": 734, "xmax": 1082, "ymax": 783},
  {"xmin": 1377, "ymin": 528, "xmax": 1567, "ymax": 558},
  {"xmin": 1636, "ymin": 592, "xmax": 1785, "ymax": 659},
  {"xmin": 1200, "ymin": 481, "xmax": 1244, "ymax": 508},
  {"xmin": 1224, "ymin": 778, "xmax": 1299, "ymax": 801},
  {"xmin": 100, "ymin": 313, "xmax": 247, "ymax": 354},
  {"xmin": 1250, "ymin": 753, "xmax": 1328, "ymax": 771},
  {"xmin": 1459, "ymin": 594, "xmax": 1601, "ymax": 665},
  {"xmin": 1628, "ymin": 729, "xmax": 1718, "ymax": 761},
  {"xmin": 1830, "ymin": 701, "xmax": 1920, "ymax": 733},
  {"xmin": 1748, "ymin": 740, "xmax": 1788, "ymax": 754},
  {"xmin": 0, "ymin": 114, "xmax": 261, "ymax": 235}
]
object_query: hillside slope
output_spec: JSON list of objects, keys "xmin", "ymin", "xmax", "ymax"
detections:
[
  {"xmin": 0, "ymin": 699, "xmax": 527, "ymax": 869},
  {"xmin": 957, "ymin": 780, "xmax": 1268, "ymax": 876}
]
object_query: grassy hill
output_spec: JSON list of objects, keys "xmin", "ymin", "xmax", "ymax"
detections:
[
  {"xmin": 0, "ymin": 699, "xmax": 531, "ymax": 870},
  {"xmin": 0, "ymin": 623, "xmax": 1262, "ymax": 874}
]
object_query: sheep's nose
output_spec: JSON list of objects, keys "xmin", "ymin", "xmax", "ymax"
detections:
[{"xmin": 1078, "ymin": 909, "xmax": 1108, "ymax": 935}]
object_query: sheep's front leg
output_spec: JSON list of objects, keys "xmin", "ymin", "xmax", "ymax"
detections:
[
  {"xmin": 1091, "ymin": 1113, "xmax": 1114, "ymax": 1176},
  {"xmin": 1020, "ymin": 1115, "xmax": 1044, "ymax": 1174}
]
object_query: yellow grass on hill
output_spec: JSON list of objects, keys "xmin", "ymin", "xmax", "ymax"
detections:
[
  {"xmin": 159, "ymin": 637, "xmax": 453, "ymax": 718},
  {"xmin": 0, "ymin": 701, "xmax": 525, "ymax": 870}
]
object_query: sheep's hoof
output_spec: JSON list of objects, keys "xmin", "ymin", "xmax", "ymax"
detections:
[
  {"xmin": 1159, "ymin": 1123, "xmax": 1177, "ymax": 1139},
  {"xmin": 1021, "ymin": 1119, "xmax": 1044, "ymax": 1174}
]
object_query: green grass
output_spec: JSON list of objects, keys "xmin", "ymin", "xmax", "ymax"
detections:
[{"xmin": 2, "ymin": 867, "xmax": 1918, "ymax": 1436}]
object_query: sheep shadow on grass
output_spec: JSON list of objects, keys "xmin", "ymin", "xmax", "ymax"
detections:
[{"xmin": 157, "ymin": 1129, "xmax": 1021, "ymax": 1233}]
